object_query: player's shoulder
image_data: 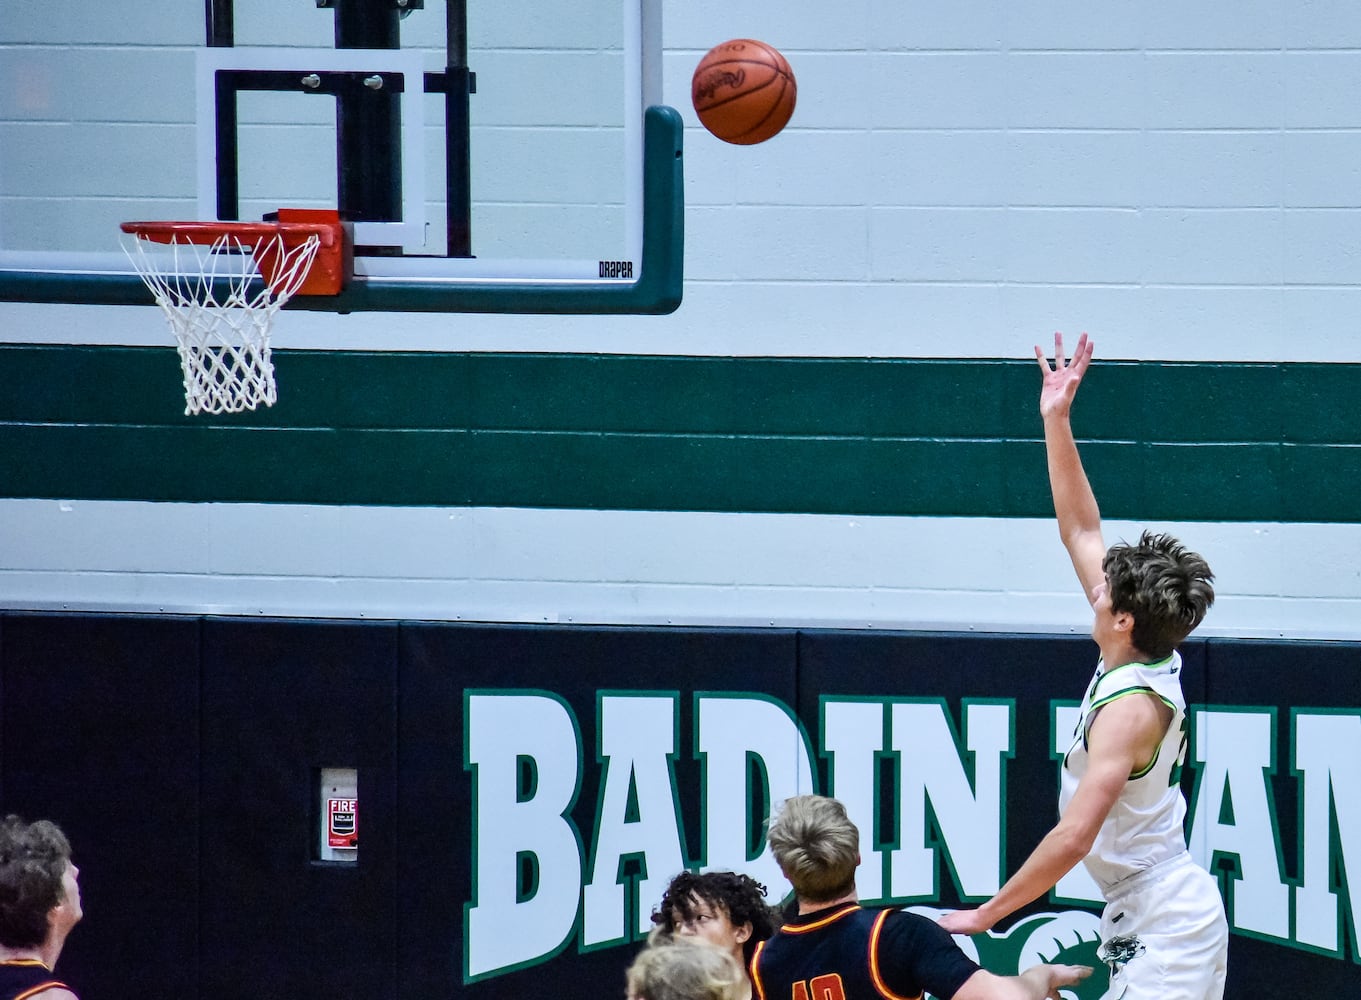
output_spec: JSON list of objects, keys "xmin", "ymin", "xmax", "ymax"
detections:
[
  {"xmin": 31, "ymin": 988, "xmax": 79, "ymax": 1000},
  {"xmin": 874, "ymin": 905, "xmax": 958, "ymax": 943}
]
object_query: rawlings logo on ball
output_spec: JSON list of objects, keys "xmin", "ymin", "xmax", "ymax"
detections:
[{"xmin": 694, "ymin": 68, "xmax": 747, "ymax": 103}]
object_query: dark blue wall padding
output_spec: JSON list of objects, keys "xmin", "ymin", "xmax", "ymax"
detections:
[
  {"xmin": 0, "ymin": 613, "xmax": 201, "ymax": 999},
  {"xmin": 396, "ymin": 623, "xmax": 799, "ymax": 1000},
  {"xmin": 197, "ymin": 617, "xmax": 399, "ymax": 1000},
  {"xmin": 0, "ymin": 612, "xmax": 1355, "ymax": 1000}
]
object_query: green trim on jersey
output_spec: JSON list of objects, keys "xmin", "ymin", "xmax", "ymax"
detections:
[
  {"xmin": 1089, "ymin": 686, "xmax": 1177, "ymax": 720},
  {"xmin": 1075, "ymin": 655, "xmax": 1180, "ymax": 767},
  {"xmin": 1085, "ymin": 657, "xmax": 1181, "ymax": 777}
]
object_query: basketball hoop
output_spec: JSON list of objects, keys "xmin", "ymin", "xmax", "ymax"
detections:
[{"xmin": 120, "ymin": 210, "xmax": 348, "ymax": 415}]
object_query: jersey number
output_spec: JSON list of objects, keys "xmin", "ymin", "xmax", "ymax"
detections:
[{"xmin": 792, "ymin": 974, "xmax": 846, "ymax": 1000}]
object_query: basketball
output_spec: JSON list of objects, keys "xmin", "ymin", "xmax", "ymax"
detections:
[{"xmin": 691, "ymin": 39, "xmax": 796, "ymax": 145}]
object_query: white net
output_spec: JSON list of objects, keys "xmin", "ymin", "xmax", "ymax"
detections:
[{"xmin": 122, "ymin": 231, "xmax": 320, "ymax": 415}]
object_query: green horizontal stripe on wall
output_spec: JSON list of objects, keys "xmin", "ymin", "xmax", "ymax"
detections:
[{"xmin": 1, "ymin": 345, "xmax": 1359, "ymax": 521}]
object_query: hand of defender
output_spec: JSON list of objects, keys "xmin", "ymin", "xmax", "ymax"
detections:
[
  {"xmin": 1035, "ymin": 332, "xmax": 1093, "ymax": 421},
  {"xmin": 937, "ymin": 907, "xmax": 993, "ymax": 937},
  {"xmin": 1038, "ymin": 963, "xmax": 1093, "ymax": 999}
]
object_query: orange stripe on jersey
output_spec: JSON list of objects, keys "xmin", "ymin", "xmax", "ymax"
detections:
[
  {"xmin": 781, "ymin": 904, "xmax": 862, "ymax": 934},
  {"xmin": 14, "ymin": 982, "xmax": 68, "ymax": 1000},
  {"xmin": 750, "ymin": 939, "xmax": 769, "ymax": 1000},
  {"xmin": 868, "ymin": 909, "xmax": 922, "ymax": 1000}
]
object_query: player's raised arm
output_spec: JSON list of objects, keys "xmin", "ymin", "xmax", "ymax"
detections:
[
  {"xmin": 1036, "ymin": 332, "xmax": 1106, "ymax": 605},
  {"xmin": 953, "ymin": 963, "xmax": 1092, "ymax": 1000}
]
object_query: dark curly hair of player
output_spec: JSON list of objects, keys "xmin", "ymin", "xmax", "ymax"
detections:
[
  {"xmin": 0, "ymin": 815, "xmax": 72, "ymax": 948},
  {"xmin": 651, "ymin": 870, "xmax": 779, "ymax": 964}
]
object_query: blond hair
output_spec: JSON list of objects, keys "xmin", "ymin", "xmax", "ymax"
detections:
[
  {"xmin": 626, "ymin": 932, "xmax": 747, "ymax": 1000},
  {"xmin": 765, "ymin": 795, "xmax": 859, "ymax": 904}
]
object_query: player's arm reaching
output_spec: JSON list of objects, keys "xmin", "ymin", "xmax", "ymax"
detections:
[
  {"xmin": 1036, "ymin": 332, "xmax": 1105, "ymax": 604},
  {"xmin": 954, "ymin": 964, "xmax": 1093, "ymax": 1000},
  {"xmin": 936, "ymin": 333, "xmax": 1146, "ymax": 938},
  {"xmin": 896, "ymin": 909, "xmax": 1092, "ymax": 1000},
  {"xmin": 935, "ymin": 703, "xmax": 1148, "ymax": 936}
]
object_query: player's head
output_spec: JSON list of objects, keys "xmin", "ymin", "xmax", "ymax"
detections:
[
  {"xmin": 0, "ymin": 815, "xmax": 81, "ymax": 949},
  {"xmin": 652, "ymin": 870, "xmax": 777, "ymax": 965},
  {"xmin": 765, "ymin": 795, "xmax": 859, "ymax": 905},
  {"xmin": 1102, "ymin": 531, "xmax": 1215, "ymax": 660},
  {"xmin": 626, "ymin": 932, "xmax": 748, "ymax": 1000}
]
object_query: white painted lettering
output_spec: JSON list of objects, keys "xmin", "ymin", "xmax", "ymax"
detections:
[
  {"xmin": 583, "ymin": 695, "xmax": 687, "ymax": 945},
  {"xmin": 889, "ymin": 701, "xmax": 1011, "ymax": 900},
  {"xmin": 465, "ymin": 694, "xmax": 584, "ymax": 979},
  {"xmin": 1191, "ymin": 709, "xmax": 1289, "ymax": 940},
  {"xmin": 823, "ymin": 699, "xmax": 890, "ymax": 901},
  {"xmin": 697, "ymin": 695, "xmax": 815, "ymax": 900},
  {"xmin": 1292, "ymin": 711, "xmax": 1361, "ymax": 956}
]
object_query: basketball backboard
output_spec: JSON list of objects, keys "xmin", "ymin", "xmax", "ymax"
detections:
[{"xmin": 0, "ymin": 0, "xmax": 682, "ymax": 314}]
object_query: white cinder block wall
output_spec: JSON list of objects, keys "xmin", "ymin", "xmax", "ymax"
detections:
[{"xmin": 1, "ymin": 2, "xmax": 1360, "ymax": 637}]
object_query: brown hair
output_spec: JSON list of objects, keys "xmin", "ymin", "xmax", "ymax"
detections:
[
  {"xmin": 0, "ymin": 816, "xmax": 72, "ymax": 948},
  {"xmin": 1103, "ymin": 531, "xmax": 1215, "ymax": 660}
]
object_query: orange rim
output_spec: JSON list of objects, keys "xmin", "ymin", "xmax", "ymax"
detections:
[{"xmin": 120, "ymin": 219, "xmax": 341, "ymax": 249}]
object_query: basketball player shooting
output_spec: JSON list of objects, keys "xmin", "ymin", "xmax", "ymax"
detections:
[{"xmin": 938, "ymin": 333, "xmax": 1229, "ymax": 1000}]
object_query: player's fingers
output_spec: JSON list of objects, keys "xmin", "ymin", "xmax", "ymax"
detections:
[
  {"xmin": 1053, "ymin": 331, "xmax": 1066, "ymax": 367},
  {"xmin": 1073, "ymin": 334, "xmax": 1093, "ymax": 374},
  {"xmin": 1034, "ymin": 343, "xmax": 1050, "ymax": 371}
]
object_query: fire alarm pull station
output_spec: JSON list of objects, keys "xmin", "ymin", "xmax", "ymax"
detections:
[{"xmin": 319, "ymin": 767, "xmax": 358, "ymax": 863}]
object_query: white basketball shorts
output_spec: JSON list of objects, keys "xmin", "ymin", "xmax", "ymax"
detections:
[{"xmin": 1096, "ymin": 852, "xmax": 1228, "ymax": 1000}]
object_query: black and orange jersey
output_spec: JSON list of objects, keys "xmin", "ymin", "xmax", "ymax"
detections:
[
  {"xmin": 0, "ymin": 959, "xmax": 74, "ymax": 1000},
  {"xmin": 750, "ymin": 903, "xmax": 978, "ymax": 1000}
]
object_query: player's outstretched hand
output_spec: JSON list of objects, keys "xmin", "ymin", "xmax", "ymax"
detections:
[
  {"xmin": 1035, "ymin": 331, "xmax": 1093, "ymax": 421},
  {"xmin": 937, "ymin": 907, "xmax": 993, "ymax": 937},
  {"xmin": 1029, "ymin": 963, "xmax": 1093, "ymax": 1000}
]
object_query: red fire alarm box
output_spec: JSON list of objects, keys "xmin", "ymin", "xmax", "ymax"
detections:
[
  {"xmin": 327, "ymin": 797, "xmax": 358, "ymax": 849},
  {"xmin": 318, "ymin": 767, "xmax": 358, "ymax": 862}
]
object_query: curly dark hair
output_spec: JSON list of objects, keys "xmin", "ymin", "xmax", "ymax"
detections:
[
  {"xmin": 1103, "ymin": 531, "xmax": 1215, "ymax": 660},
  {"xmin": 651, "ymin": 871, "xmax": 779, "ymax": 963},
  {"xmin": 0, "ymin": 815, "xmax": 72, "ymax": 949}
]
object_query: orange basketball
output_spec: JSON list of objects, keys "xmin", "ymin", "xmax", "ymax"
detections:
[{"xmin": 691, "ymin": 39, "xmax": 796, "ymax": 145}]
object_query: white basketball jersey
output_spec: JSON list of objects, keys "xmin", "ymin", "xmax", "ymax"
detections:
[{"xmin": 1059, "ymin": 651, "xmax": 1192, "ymax": 894}]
